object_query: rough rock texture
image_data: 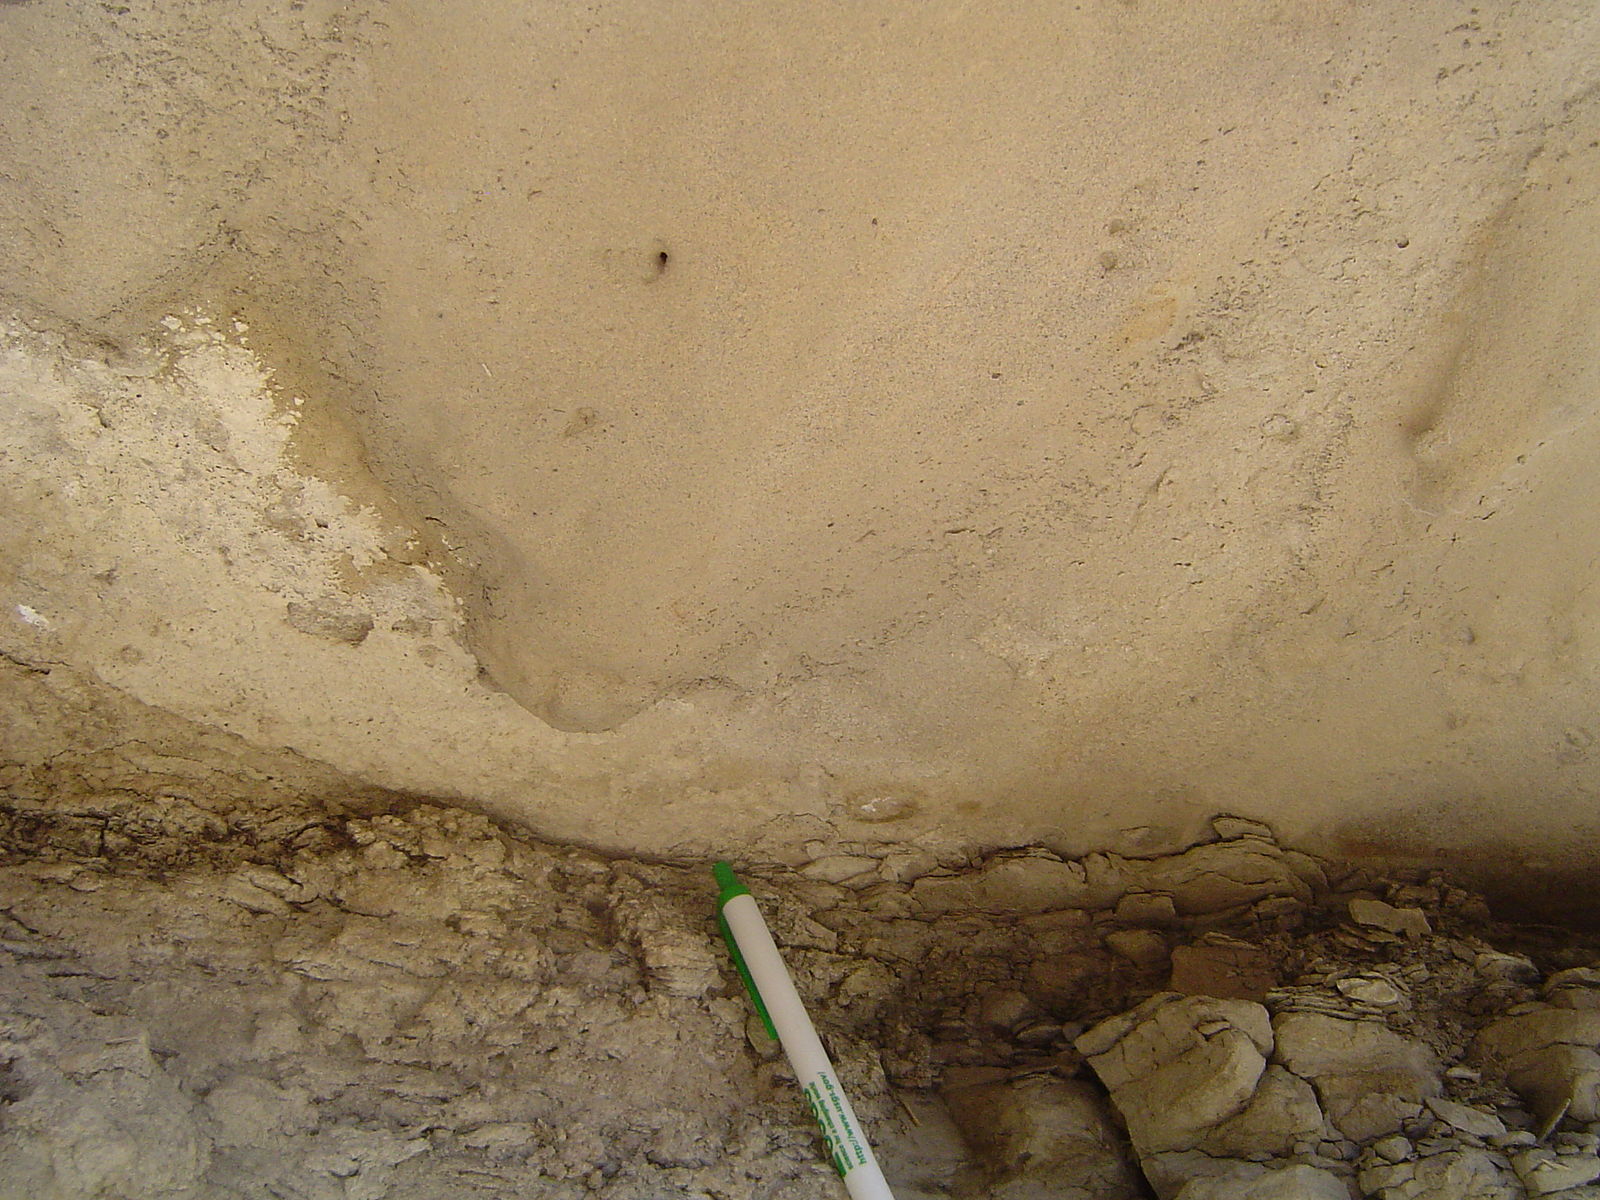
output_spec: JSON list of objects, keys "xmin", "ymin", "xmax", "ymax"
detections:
[
  {"xmin": 942, "ymin": 1077, "xmax": 1143, "ymax": 1200},
  {"xmin": 3, "ymin": 1, "xmax": 1600, "ymax": 901},
  {"xmin": 3, "ymin": 812, "xmax": 1600, "ymax": 1199}
]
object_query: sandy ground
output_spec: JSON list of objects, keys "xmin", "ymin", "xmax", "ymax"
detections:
[{"xmin": 4, "ymin": 1, "xmax": 1600, "ymax": 894}]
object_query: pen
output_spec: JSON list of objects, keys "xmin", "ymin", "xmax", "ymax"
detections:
[{"xmin": 714, "ymin": 861, "xmax": 897, "ymax": 1200}]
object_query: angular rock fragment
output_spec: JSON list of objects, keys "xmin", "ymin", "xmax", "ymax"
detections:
[
  {"xmin": 1210, "ymin": 815, "xmax": 1276, "ymax": 841},
  {"xmin": 1347, "ymin": 897, "xmax": 1432, "ymax": 939},
  {"xmin": 285, "ymin": 599, "xmax": 375, "ymax": 645},
  {"xmin": 1335, "ymin": 973, "xmax": 1407, "ymax": 1010},
  {"xmin": 1199, "ymin": 1064, "xmax": 1327, "ymax": 1158},
  {"xmin": 1425, "ymin": 1095, "xmax": 1507, "ymax": 1139},
  {"xmin": 1547, "ymin": 968, "xmax": 1600, "ymax": 1012},
  {"xmin": 1115, "ymin": 890, "xmax": 1179, "ymax": 926},
  {"xmin": 800, "ymin": 854, "xmax": 879, "ymax": 884},
  {"xmin": 1477, "ymin": 950, "xmax": 1542, "ymax": 986}
]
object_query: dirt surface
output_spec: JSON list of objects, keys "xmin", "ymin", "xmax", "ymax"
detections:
[{"xmin": 4, "ymin": 2, "xmax": 1600, "ymax": 890}]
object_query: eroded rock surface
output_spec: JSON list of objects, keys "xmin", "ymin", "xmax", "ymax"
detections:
[{"xmin": 2, "ymin": 811, "xmax": 1599, "ymax": 1199}]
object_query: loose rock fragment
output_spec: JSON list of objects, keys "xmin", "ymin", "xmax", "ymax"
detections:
[
  {"xmin": 1336, "ymin": 973, "xmax": 1407, "ymax": 1010},
  {"xmin": 1348, "ymin": 897, "xmax": 1432, "ymax": 939},
  {"xmin": 1513, "ymin": 1146, "xmax": 1600, "ymax": 1195},
  {"xmin": 1548, "ymin": 968, "xmax": 1600, "ymax": 1011},
  {"xmin": 1426, "ymin": 1095, "xmax": 1508, "ymax": 1139}
]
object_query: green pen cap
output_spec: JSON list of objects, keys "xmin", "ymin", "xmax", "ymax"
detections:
[{"xmin": 713, "ymin": 860, "xmax": 777, "ymax": 1041}]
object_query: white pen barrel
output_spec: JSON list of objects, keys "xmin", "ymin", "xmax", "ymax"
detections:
[{"xmin": 720, "ymin": 893, "xmax": 897, "ymax": 1200}]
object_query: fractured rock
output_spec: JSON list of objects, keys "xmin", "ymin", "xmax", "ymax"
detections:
[
  {"xmin": 1475, "ymin": 1006, "xmax": 1600, "ymax": 1124},
  {"xmin": 1105, "ymin": 928, "xmax": 1170, "ymax": 970},
  {"xmin": 1359, "ymin": 1147, "xmax": 1522, "ymax": 1199},
  {"xmin": 1272, "ymin": 1010, "xmax": 1441, "ymax": 1142},
  {"xmin": 1076, "ymin": 993, "xmax": 1271, "ymax": 1155},
  {"xmin": 1198, "ymin": 1064, "xmax": 1327, "ymax": 1158},
  {"xmin": 606, "ymin": 877, "xmax": 720, "ymax": 998},
  {"xmin": 1130, "ymin": 841, "xmax": 1313, "ymax": 918},
  {"xmin": 0, "ymin": 995, "xmax": 211, "ymax": 1199},
  {"xmin": 943, "ymin": 1076, "xmax": 1144, "ymax": 1200}
]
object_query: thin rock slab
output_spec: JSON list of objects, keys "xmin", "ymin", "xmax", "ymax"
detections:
[
  {"xmin": 1425, "ymin": 1095, "xmax": 1508, "ymax": 1139},
  {"xmin": 1513, "ymin": 1147, "xmax": 1600, "ymax": 1196},
  {"xmin": 1347, "ymin": 898, "xmax": 1432, "ymax": 939}
]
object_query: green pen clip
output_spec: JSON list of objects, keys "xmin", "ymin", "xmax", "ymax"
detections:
[{"xmin": 714, "ymin": 861, "xmax": 778, "ymax": 1041}]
